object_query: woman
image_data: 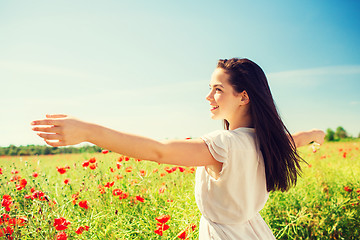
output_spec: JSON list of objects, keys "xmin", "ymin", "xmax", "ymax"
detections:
[{"xmin": 31, "ymin": 58, "xmax": 325, "ymax": 239}]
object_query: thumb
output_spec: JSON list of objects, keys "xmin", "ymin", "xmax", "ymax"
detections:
[{"xmin": 46, "ymin": 114, "xmax": 68, "ymax": 118}]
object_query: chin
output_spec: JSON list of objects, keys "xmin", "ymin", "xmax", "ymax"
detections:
[{"xmin": 210, "ymin": 114, "xmax": 222, "ymax": 120}]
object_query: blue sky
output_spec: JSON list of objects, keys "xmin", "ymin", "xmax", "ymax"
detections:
[{"xmin": 1, "ymin": 0, "xmax": 359, "ymax": 147}]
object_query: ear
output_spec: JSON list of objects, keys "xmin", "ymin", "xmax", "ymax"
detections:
[{"xmin": 239, "ymin": 90, "xmax": 250, "ymax": 105}]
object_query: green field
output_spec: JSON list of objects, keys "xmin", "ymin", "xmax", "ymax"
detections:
[{"xmin": 1, "ymin": 141, "xmax": 359, "ymax": 239}]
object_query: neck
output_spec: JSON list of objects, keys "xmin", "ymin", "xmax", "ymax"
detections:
[{"xmin": 227, "ymin": 106, "xmax": 253, "ymax": 130}]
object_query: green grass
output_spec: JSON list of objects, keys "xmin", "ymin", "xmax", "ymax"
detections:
[{"xmin": 1, "ymin": 141, "xmax": 359, "ymax": 239}]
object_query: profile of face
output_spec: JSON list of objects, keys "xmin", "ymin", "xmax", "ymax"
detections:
[{"xmin": 206, "ymin": 68, "xmax": 249, "ymax": 123}]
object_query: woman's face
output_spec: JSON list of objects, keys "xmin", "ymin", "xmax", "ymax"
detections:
[{"xmin": 206, "ymin": 68, "xmax": 243, "ymax": 121}]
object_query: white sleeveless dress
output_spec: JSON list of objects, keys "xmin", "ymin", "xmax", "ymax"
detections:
[{"xmin": 195, "ymin": 128, "xmax": 276, "ymax": 239}]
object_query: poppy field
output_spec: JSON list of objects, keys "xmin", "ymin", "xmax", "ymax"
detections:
[{"xmin": 1, "ymin": 140, "xmax": 359, "ymax": 239}]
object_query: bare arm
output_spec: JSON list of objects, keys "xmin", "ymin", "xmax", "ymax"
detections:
[
  {"xmin": 291, "ymin": 129, "xmax": 325, "ymax": 148},
  {"xmin": 31, "ymin": 114, "xmax": 217, "ymax": 167}
]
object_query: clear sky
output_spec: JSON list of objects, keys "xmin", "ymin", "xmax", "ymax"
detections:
[{"xmin": 1, "ymin": 0, "xmax": 359, "ymax": 147}]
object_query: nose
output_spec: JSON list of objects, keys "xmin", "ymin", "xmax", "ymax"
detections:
[{"xmin": 205, "ymin": 90, "xmax": 214, "ymax": 102}]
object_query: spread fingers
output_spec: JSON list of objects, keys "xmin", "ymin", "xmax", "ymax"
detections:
[
  {"xmin": 37, "ymin": 133, "xmax": 63, "ymax": 141},
  {"xmin": 32, "ymin": 126, "xmax": 62, "ymax": 134},
  {"xmin": 31, "ymin": 119, "xmax": 61, "ymax": 126}
]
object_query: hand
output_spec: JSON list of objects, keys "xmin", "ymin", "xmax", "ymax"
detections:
[
  {"xmin": 31, "ymin": 114, "xmax": 89, "ymax": 147},
  {"xmin": 311, "ymin": 129, "xmax": 325, "ymax": 145}
]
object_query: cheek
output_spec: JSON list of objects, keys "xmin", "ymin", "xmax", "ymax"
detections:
[{"xmin": 214, "ymin": 94, "xmax": 222, "ymax": 102}]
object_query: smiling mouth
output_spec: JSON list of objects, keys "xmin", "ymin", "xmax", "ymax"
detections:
[{"xmin": 210, "ymin": 106, "xmax": 219, "ymax": 111}]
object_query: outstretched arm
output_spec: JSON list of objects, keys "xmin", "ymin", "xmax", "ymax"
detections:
[
  {"xmin": 31, "ymin": 114, "xmax": 217, "ymax": 167},
  {"xmin": 291, "ymin": 129, "xmax": 325, "ymax": 148}
]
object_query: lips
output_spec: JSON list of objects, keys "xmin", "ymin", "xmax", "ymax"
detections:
[{"xmin": 210, "ymin": 106, "xmax": 219, "ymax": 111}]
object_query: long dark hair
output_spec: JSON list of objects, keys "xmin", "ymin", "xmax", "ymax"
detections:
[{"xmin": 217, "ymin": 58, "xmax": 303, "ymax": 192}]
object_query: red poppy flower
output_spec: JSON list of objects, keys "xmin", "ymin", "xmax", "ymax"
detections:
[
  {"xmin": 155, "ymin": 215, "xmax": 171, "ymax": 224},
  {"xmin": 119, "ymin": 192, "xmax": 129, "ymax": 200},
  {"xmin": 178, "ymin": 167, "xmax": 185, "ymax": 172},
  {"xmin": 154, "ymin": 226, "xmax": 164, "ymax": 236},
  {"xmin": 17, "ymin": 216, "xmax": 28, "ymax": 227},
  {"xmin": 102, "ymin": 149, "xmax": 109, "ymax": 154},
  {"xmin": 154, "ymin": 224, "xmax": 170, "ymax": 236},
  {"xmin": 344, "ymin": 186, "xmax": 352, "ymax": 192},
  {"xmin": 1, "ymin": 213, "xmax": 10, "ymax": 222},
  {"xmin": 2, "ymin": 195, "xmax": 12, "ymax": 201},
  {"xmin": 72, "ymin": 193, "xmax": 79, "ymax": 200},
  {"xmin": 75, "ymin": 225, "xmax": 90, "ymax": 234},
  {"xmin": 32, "ymin": 190, "xmax": 46, "ymax": 201},
  {"xmin": 154, "ymin": 223, "xmax": 170, "ymax": 236},
  {"xmin": 89, "ymin": 157, "xmax": 96, "ymax": 163},
  {"xmin": 125, "ymin": 156, "xmax": 130, "ymax": 161},
  {"xmin": 116, "ymin": 162, "xmax": 122, "ymax": 169},
  {"xmin": 64, "ymin": 179, "xmax": 70, "ymax": 184},
  {"xmin": 72, "ymin": 193, "xmax": 79, "ymax": 205},
  {"xmin": 118, "ymin": 156, "xmax": 124, "ymax": 162},
  {"xmin": 139, "ymin": 170, "xmax": 146, "ymax": 177},
  {"xmin": 177, "ymin": 229, "xmax": 187, "ymax": 239},
  {"xmin": 110, "ymin": 168, "xmax": 115, "ymax": 173},
  {"xmin": 136, "ymin": 195, "xmax": 145, "ymax": 203},
  {"xmin": 55, "ymin": 231, "xmax": 68, "ymax": 240},
  {"xmin": 24, "ymin": 194, "xmax": 33, "ymax": 200},
  {"xmin": 32, "ymin": 172, "xmax": 39, "ymax": 178},
  {"xmin": 7, "ymin": 217, "xmax": 17, "ymax": 226},
  {"xmin": 53, "ymin": 217, "xmax": 70, "ymax": 231},
  {"xmin": 75, "ymin": 226, "xmax": 85, "ymax": 234},
  {"xmin": 16, "ymin": 178, "xmax": 27, "ymax": 190},
  {"xmin": 82, "ymin": 161, "xmax": 90, "ymax": 167},
  {"xmin": 112, "ymin": 189, "xmax": 123, "ymax": 196},
  {"xmin": 114, "ymin": 174, "xmax": 123, "ymax": 180},
  {"xmin": 79, "ymin": 200, "xmax": 89, "ymax": 210},
  {"xmin": 158, "ymin": 223, "xmax": 170, "ymax": 230},
  {"xmin": 104, "ymin": 181, "xmax": 115, "ymax": 188},
  {"xmin": 125, "ymin": 166, "xmax": 133, "ymax": 172},
  {"xmin": 0, "ymin": 168, "xmax": 2, "ymax": 174},
  {"xmin": 1, "ymin": 195, "xmax": 13, "ymax": 212},
  {"xmin": 0, "ymin": 226, "xmax": 14, "ymax": 238},
  {"xmin": 89, "ymin": 164, "xmax": 97, "ymax": 170},
  {"xmin": 11, "ymin": 169, "xmax": 19, "ymax": 174},
  {"xmin": 343, "ymin": 152, "xmax": 347, "ymax": 158},
  {"xmin": 56, "ymin": 167, "xmax": 66, "ymax": 174}
]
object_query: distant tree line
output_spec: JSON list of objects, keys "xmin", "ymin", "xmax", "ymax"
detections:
[
  {"xmin": 0, "ymin": 144, "xmax": 102, "ymax": 156},
  {"xmin": 325, "ymin": 126, "xmax": 359, "ymax": 141}
]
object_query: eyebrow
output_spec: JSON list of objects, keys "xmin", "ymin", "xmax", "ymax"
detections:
[{"xmin": 209, "ymin": 84, "xmax": 224, "ymax": 88}]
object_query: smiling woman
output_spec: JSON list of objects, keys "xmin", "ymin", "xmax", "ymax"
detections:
[{"xmin": 31, "ymin": 58, "xmax": 325, "ymax": 239}]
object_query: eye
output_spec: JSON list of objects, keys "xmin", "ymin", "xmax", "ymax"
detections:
[{"xmin": 215, "ymin": 88, "xmax": 222, "ymax": 92}]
